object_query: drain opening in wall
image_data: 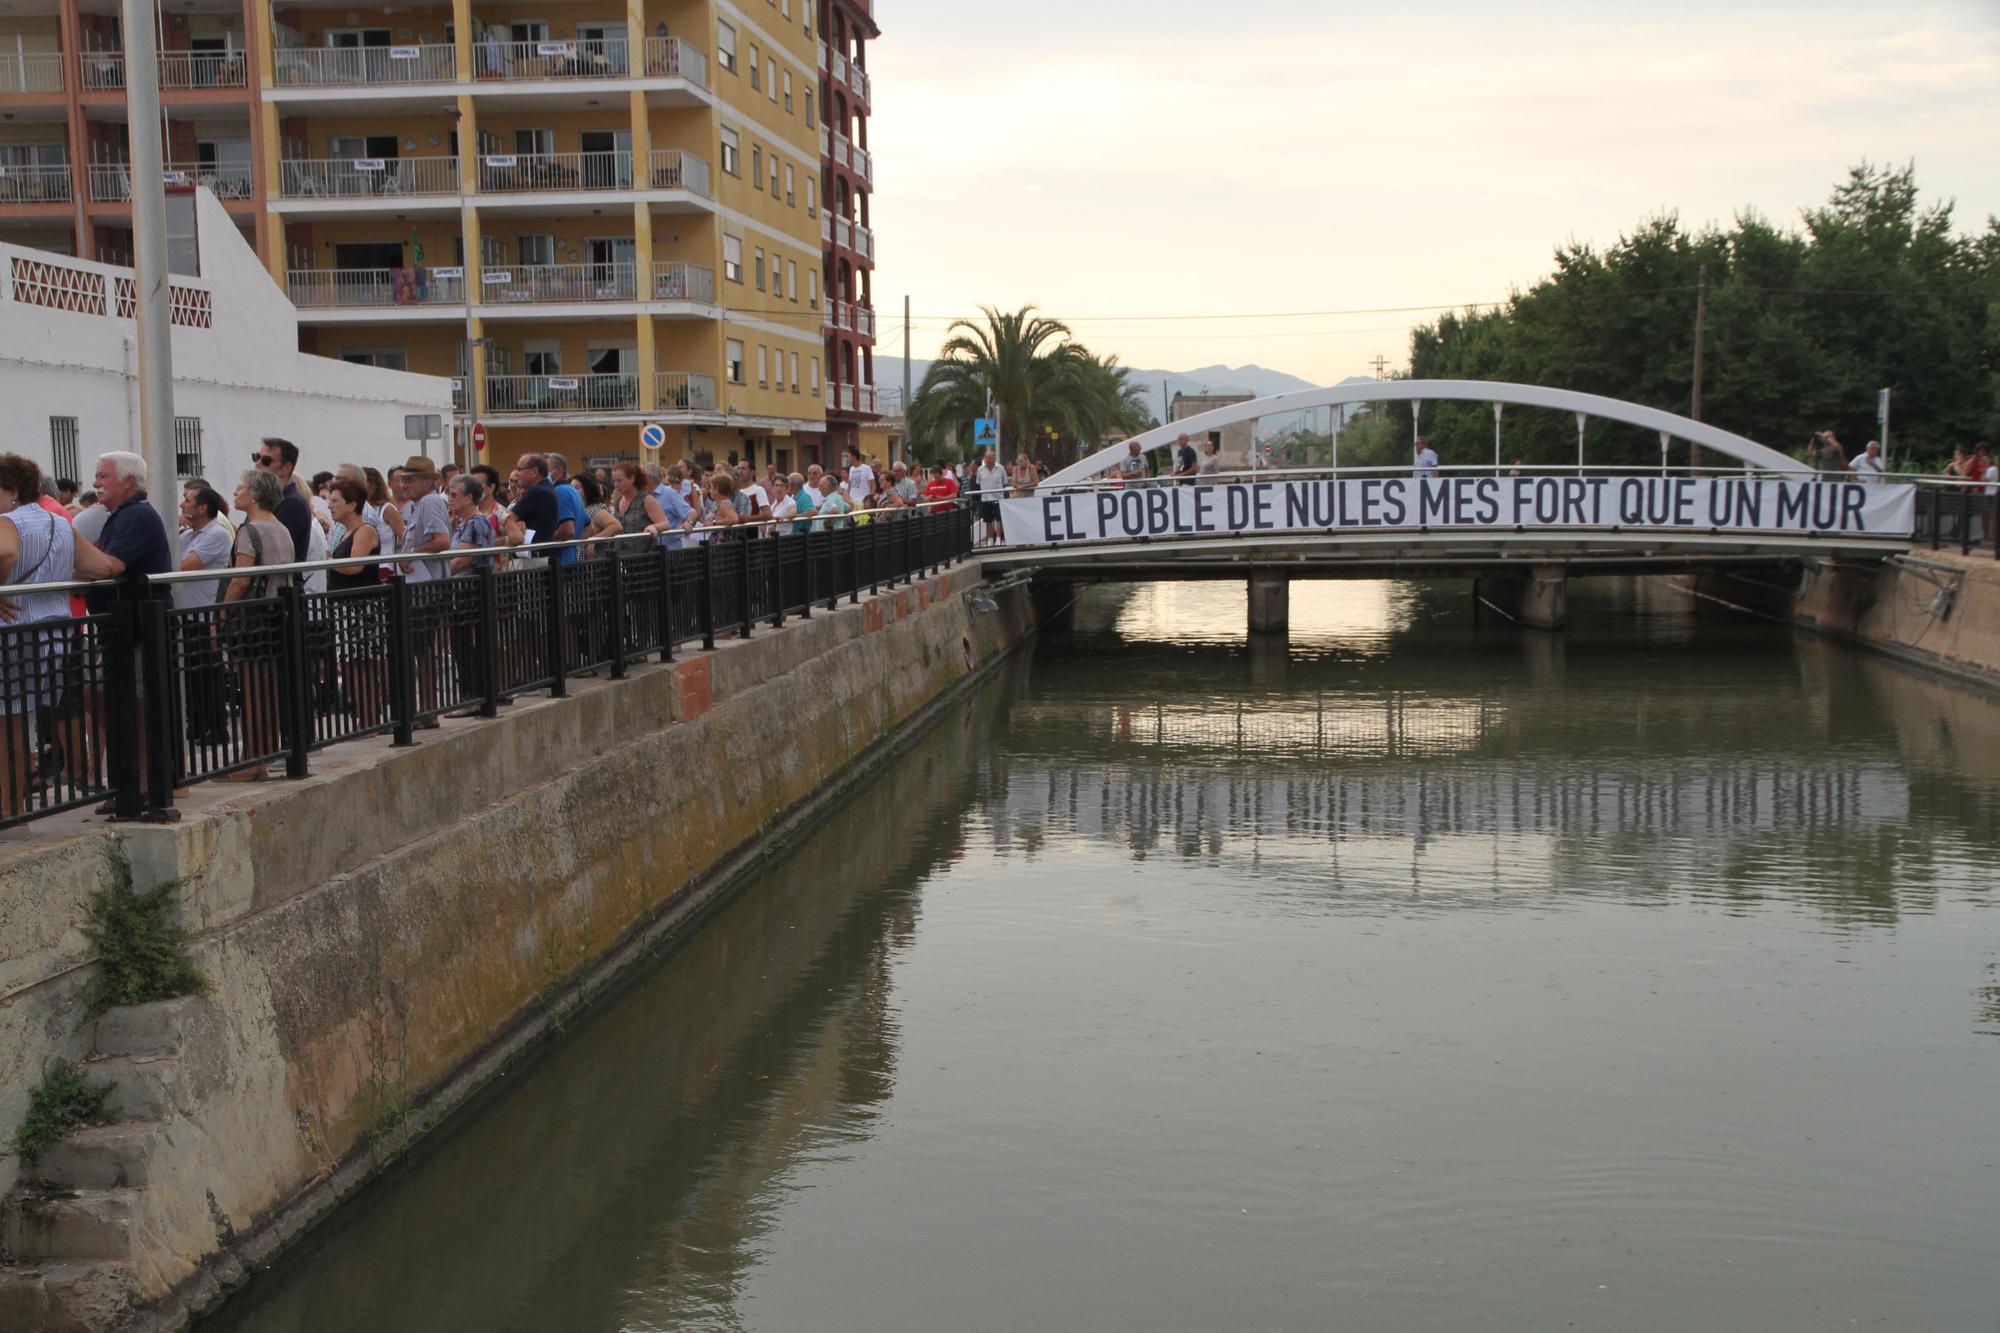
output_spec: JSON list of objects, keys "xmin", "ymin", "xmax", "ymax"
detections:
[{"xmin": 962, "ymin": 636, "xmax": 975, "ymax": 669}]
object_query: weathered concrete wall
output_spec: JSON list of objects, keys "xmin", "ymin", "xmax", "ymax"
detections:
[
  {"xmin": 0, "ymin": 564, "xmax": 1036, "ymax": 1328},
  {"xmin": 1674, "ymin": 551, "xmax": 2000, "ymax": 687}
]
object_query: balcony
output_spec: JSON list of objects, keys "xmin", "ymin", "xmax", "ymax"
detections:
[
  {"xmin": 280, "ymin": 156, "xmax": 459, "ymax": 198},
  {"xmin": 655, "ymin": 371, "xmax": 719, "ymax": 411},
  {"xmin": 273, "ymin": 43, "xmax": 454, "ymax": 87},
  {"xmin": 830, "ymin": 215, "xmax": 875, "ymax": 262},
  {"xmin": 827, "ymin": 130, "xmax": 872, "ymax": 186},
  {"xmin": 652, "ymin": 261, "xmax": 716, "ymax": 304},
  {"xmin": 646, "ymin": 149, "xmax": 711, "ymax": 196},
  {"xmin": 0, "ymin": 164, "xmax": 71, "ymax": 204},
  {"xmin": 824, "ymin": 381, "xmax": 879, "ymax": 414},
  {"xmin": 89, "ymin": 162, "xmax": 253, "ymax": 203},
  {"xmin": 824, "ymin": 46, "xmax": 870, "ymax": 105},
  {"xmin": 0, "ymin": 51, "xmax": 64, "ymax": 94},
  {"xmin": 481, "ymin": 263, "xmax": 637, "ymax": 305},
  {"xmin": 288, "ymin": 267, "xmax": 466, "ymax": 310},
  {"xmin": 76, "ymin": 50, "xmax": 248, "ymax": 92},
  {"xmin": 486, "ymin": 372, "xmax": 639, "ymax": 415},
  {"xmin": 828, "ymin": 300, "xmax": 875, "ymax": 337},
  {"xmin": 479, "ymin": 150, "xmax": 629, "ymax": 193},
  {"xmin": 476, "ymin": 38, "xmax": 633, "ymax": 81},
  {"xmin": 819, "ymin": 212, "xmax": 831, "ymax": 245},
  {"xmin": 641, "ymin": 37, "xmax": 707, "ymax": 88}
]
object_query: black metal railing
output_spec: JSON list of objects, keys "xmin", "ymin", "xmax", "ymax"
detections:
[
  {"xmin": 0, "ymin": 508, "xmax": 974, "ymax": 831},
  {"xmin": 1913, "ymin": 486, "xmax": 1999, "ymax": 559}
]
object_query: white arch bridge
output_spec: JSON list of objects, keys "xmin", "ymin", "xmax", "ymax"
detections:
[{"xmin": 982, "ymin": 381, "xmax": 1928, "ymax": 631}]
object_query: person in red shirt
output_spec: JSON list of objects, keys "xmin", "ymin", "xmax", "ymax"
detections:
[{"xmin": 923, "ymin": 465, "xmax": 960, "ymax": 512}]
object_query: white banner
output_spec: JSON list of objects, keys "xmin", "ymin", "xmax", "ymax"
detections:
[{"xmin": 1001, "ymin": 478, "xmax": 1917, "ymax": 546}]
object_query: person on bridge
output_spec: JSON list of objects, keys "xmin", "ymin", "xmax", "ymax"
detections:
[
  {"xmin": 974, "ymin": 450, "xmax": 1009, "ymax": 546},
  {"xmin": 1812, "ymin": 432, "xmax": 1848, "ymax": 474},
  {"xmin": 1199, "ymin": 435, "xmax": 1223, "ymax": 480},
  {"xmin": 924, "ymin": 465, "xmax": 959, "ymax": 513},
  {"xmin": 1170, "ymin": 434, "xmax": 1198, "ymax": 485},
  {"xmin": 1116, "ymin": 439, "xmax": 1149, "ymax": 487},
  {"xmin": 1850, "ymin": 439, "xmax": 1887, "ymax": 482},
  {"xmin": 1413, "ymin": 436, "xmax": 1439, "ymax": 478}
]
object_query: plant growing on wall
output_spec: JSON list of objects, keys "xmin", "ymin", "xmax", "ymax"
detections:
[
  {"xmin": 11, "ymin": 1060, "xmax": 111, "ymax": 1165},
  {"xmin": 80, "ymin": 859, "xmax": 207, "ymax": 1016}
]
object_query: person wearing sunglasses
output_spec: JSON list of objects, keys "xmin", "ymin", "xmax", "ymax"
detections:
[{"xmin": 253, "ymin": 437, "xmax": 313, "ymax": 560}]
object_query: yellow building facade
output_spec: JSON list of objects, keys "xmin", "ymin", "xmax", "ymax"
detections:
[{"xmin": 259, "ymin": 0, "xmax": 829, "ymax": 471}]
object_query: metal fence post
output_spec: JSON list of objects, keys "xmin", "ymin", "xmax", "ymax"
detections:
[
  {"xmin": 136, "ymin": 597, "xmax": 178, "ymax": 816},
  {"xmin": 477, "ymin": 564, "xmax": 502, "ymax": 717},
  {"xmin": 768, "ymin": 537, "xmax": 785, "ymax": 629},
  {"xmin": 387, "ymin": 574, "xmax": 416, "ymax": 746},
  {"xmin": 103, "ymin": 599, "xmax": 145, "ymax": 820},
  {"xmin": 736, "ymin": 537, "xmax": 754, "ymax": 638},
  {"xmin": 699, "ymin": 539, "xmax": 716, "ymax": 650},
  {"xmin": 276, "ymin": 583, "xmax": 312, "ymax": 780},
  {"xmin": 608, "ymin": 551, "xmax": 629, "ymax": 679},
  {"xmin": 848, "ymin": 528, "xmax": 860, "ymax": 606},
  {"xmin": 544, "ymin": 557, "xmax": 568, "ymax": 697},
  {"xmin": 658, "ymin": 545, "xmax": 676, "ymax": 662},
  {"xmin": 801, "ymin": 529, "xmax": 814, "ymax": 619}
]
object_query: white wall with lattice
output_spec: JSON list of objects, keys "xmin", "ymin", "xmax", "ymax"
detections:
[{"xmin": 0, "ymin": 189, "xmax": 453, "ymax": 488}]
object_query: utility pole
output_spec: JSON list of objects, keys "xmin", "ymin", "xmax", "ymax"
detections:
[
  {"xmin": 1368, "ymin": 354, "xmax": 1390, "ymax": 379},
  {"xmin": 903, "ymin": 293, "xmax": 911, "ymax": 456},
  {"xmin": 122, "ymin": 0, "xmax": 177, "ymax": 542},
  {"xmin": 1689, "ymin": 262, "xmax": 1708, "ymax": 471}
]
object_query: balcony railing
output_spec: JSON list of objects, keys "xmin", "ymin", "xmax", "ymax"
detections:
[
  {"xmin": 481, "ymin": 263, "xmax": 637, "ymax": 304},
  {"xmin": 476, "ymin": 38, "xmax": 631, "ymax": 81},
  {"xmin": 78, "ymin": 51, "xmax": 124, "ymax": 91},
  {"xmin": 829, "ymin": 300, "xmax": 875, "ymax": 337},
  {"xmin": 159, "ymin": 50, "xmax": 247, "ymax": 89},
  {"xmin": 652, "ymin": 261, "xmax": 716, "ymax": 304},
  {"xmin": 849, "ymin": 61, "xmax": 871, "ymax": 104},
  {"xmin": 640, "ymin": 36, "xmax": 707, "ymax": 88},
  {"xmin": 824, "ymin": 382, "xmax": 879, "ymax": 414},
  {"xmin": 0, "ymin": 51, "xmax": 64, "ymax": 93},
  {"xmin": 480, "ymin": 150, "xmax": 630, "ymax": 193},
  {"xmin": 645, "ymin": 149, "xmax": 711, "ymax": 196},
  {"xmin": 287, "ymin": 267, "xmax": 467, "ymax": 309},
  {"xmin": 655, "ymin": 372, "xmax": 718, "ymax": 411},
  {"xmin": 273, "ymin": 43, "xmax": 455, "ymax": 87},
  {"xmin": 89, "ymin": 162, "xmax": 254, "ymax": 202},
  {"xmin": 486, "ymin": 372, "xmax": 640, "ymax": 415},
  {"xmin": 819, "ymin": 212, "xmax": 831, "ymax": 244},
  {"xmin": 280, "ymin": 156, "xmax": 460, "ymax": 199},
  {"xmin": 0, "ymin": 164, "xmax": 72, "ymax": 204}
]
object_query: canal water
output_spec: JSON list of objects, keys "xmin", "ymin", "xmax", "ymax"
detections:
[{"xmin": 204, "ymin": 580, "xmax": 2000, "ymax": 1333}]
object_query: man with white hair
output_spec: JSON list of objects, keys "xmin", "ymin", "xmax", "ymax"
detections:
[
  {"xmin": 71, "ymin": 452, "xmax": 171, "ymax": 611},
  {"xmin": 1849, "ymin": 438, "xmax": 1886, "ymax": 482}
]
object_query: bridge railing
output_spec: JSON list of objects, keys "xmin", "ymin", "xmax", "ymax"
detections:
[{"xmin": 0, "ymin": 506, "xmax": 973, "ymax": 831}]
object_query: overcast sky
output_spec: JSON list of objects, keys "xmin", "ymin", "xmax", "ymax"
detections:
[{"xmin": 865, "ymin": 0, "xmax": 2000, "ymax": 382}]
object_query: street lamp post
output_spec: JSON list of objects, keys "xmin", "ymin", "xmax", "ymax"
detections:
[
  {"xmin": 446, "ymin": 106, "xmax": 480, "ymax": 470},
  {"xmin": 121, "ymin": 0, "xmax": 177, "ymax": 544}
]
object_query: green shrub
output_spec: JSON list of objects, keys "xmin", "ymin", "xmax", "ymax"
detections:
[
  {"xmin": 12, "ymin": 1060, "xmax": 111, "ymax": 1164},
  {"xmin": 79, "ymin": 861, "xmax": 206, "ymax": 1017}
]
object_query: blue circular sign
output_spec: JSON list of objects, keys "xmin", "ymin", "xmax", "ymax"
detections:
[{"xmin": 640, "ymin": 423, "xmax": 666, "ymax": 451}]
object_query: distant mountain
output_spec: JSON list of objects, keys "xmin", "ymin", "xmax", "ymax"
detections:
[{"xmin": 874, "ymin": 359, "xmax": 1368, "ymax": 426}]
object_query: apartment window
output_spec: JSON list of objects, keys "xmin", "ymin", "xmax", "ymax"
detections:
[
  {"xmin": 790, "ymin": 351, "xmax": 801, "ymax": 392},
  {"xmin": 523, "ymin": 340, "xmax": 561, "ymax": 376},
  {"xmin": 750, "ymin": 144, "xmax": 762, "ymax": 189},
  {"xmin": 720, "ymin": 127, "xmax": 740, "ymax": 176},
  {"xmin": 748, "ymin": 45, "xmax": 760, "ymax": 91},
  {"xmin": 784, "ymin": 162, "xmax": 795, "ymax": 205},
  {"xmin": 786, "ymin": 259, "xmax": 798, "ymax": 300},
  {"xmin": 806, "ymin": 177, "xmax": 816, "ymax": 216},
  {"xmin": 173, "ymin": 417, "xmax": 204, "ymax": 479},
  {"xmin": 723, "ymin": 234, "xmax": 743, "ymax": 283},
  {"xmin": 517, "ymin": 234, "xmax": 555, "ymax": 267},
  {"xmin": 781, "ymin": 0, "xmax": 791, "ymax": 16},
  {"xmin": 756, "ymin": 345, "xmax": 768, "ymax": 388},
  {"xmin": 808, "ymin": 269, "xmax": 818, "ymax": 309},
  {"xmin": 806, "ymin": 93, "xmax": 815, "ymax": 129},
  {"xmin": 783, "ymin": 70, "xmax": 793, "ymax": 112},
  {"xmin": 726, "ymin": 339, "xmax": 745, "ymax": 384},
  {"xmin": 716, "ymin": 21, "xmax": 736, "ymax": 71},
  {"xmin": 754, "ymin": 247, "xmax": 765, "ymax": 291},
  {"xmin": 514, "ymin": 127, "xmax": 554, "ymax": 157},
  {"xmin": 767, "ymin": 62, "xmax": 778, "ymax": 104},
  {"xmin": 769, "ymin": 155, "xmax": 779, "ymax": 195},
  {"xmin": 810, "ymin": 355, "xmax": 820, "ymax": 391},
  {"xmin": 48, "ymin": 417, "xmax": 79, "ymax": 483}
]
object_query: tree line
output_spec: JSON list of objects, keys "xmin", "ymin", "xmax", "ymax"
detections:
[{"xmin": 1399, "ymin": 162, "xmax": 1998, "ymax": 470}]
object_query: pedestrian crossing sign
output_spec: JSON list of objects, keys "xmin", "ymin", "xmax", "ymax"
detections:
[{"xmin": 973, "ymin": 418, "xmax": 999, "ymax": 450}]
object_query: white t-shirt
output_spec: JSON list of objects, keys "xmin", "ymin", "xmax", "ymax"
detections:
[
  {"xmin": 974, "ymin": 464, "xmax": 1009, "ymax": 500},
  {"xmin": 176, "ymin": 521, "xmax": 234, "ymax": 610},
  {"xmin": 846, "ymin": 461, "xmax": 875, "ymax": 502},
  {"xmin": 1413, "ymin": 448, "xmax": 1439, "ymax": 477},
  {"xmin": 1983, "ymin": 464, "xmax": 1999, "ymax": 497},
  {"xmin": 1849, "ymin": 451, "xmax": 1885, "ymax": 482},
  {"xmin": 771, "ymin": 493, "xmax": 797, "ymax": 522},
  {"xmin": 737, "ymin": 483, "xmax": 769, "ymax": 516}
]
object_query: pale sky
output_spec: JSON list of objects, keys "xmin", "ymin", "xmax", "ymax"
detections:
[{"xmin": 867, "ymin": 0, "xmax": 2000, "ymax": 383}]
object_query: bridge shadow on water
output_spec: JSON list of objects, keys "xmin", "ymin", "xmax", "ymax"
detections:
[{"xmin": 999, "ymin": 577, "xmax": 2000, "ymax": 930}]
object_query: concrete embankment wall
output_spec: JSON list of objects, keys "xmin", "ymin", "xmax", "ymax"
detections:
[
  {"xmin": 1671, "ymin": 551, "xmax": 2000, "ymax": 687},
  {"xmin": 0, "ymin": 564, "xmax": 1035, "ymax": 1328}
]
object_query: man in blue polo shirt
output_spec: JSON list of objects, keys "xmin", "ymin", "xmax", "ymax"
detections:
[
  {"xmin": 73, "ymin": 451, "xmax": 171, "ymax": 611},
  {"xmin": 545, "ymin": 452, "xmax": 587, "ymax": 566},
  {"xmin": 502, "ymin": 453, "xmax": 571, "ymax": 552}
]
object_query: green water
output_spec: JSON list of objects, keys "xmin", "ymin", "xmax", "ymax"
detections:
[{"xmin": 203, "ymin": 579, "xmax": 2000, "ymax": 1332}]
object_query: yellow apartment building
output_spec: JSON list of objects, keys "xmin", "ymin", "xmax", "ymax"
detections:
[{"xmin": 0, "ymin": 0, "xmax": 875, "ymax": 473}]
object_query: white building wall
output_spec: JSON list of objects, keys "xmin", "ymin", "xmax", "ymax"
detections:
[{"xmin": 0, "ymin": 190, "xmax": 453, "ymax": 489}]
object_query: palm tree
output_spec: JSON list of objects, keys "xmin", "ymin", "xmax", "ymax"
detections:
[{"xmin": 909, "ymin": 305, "xmax": 1081, "ymax": 458}]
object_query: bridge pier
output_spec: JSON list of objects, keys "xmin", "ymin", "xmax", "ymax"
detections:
[
  {"xmin": 1474, "ymin": 564, "xmax": 1568, "ymax": 630},
  {"xmin": 1247, "ymin": 570, "xmax": 1289, "ymax": 634}
]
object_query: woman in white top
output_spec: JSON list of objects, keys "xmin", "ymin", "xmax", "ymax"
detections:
[{"xmin": 0, "ymin": 454, "xmax": 75, "ymax": 816}]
